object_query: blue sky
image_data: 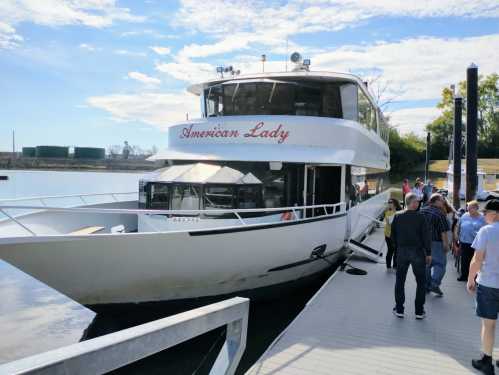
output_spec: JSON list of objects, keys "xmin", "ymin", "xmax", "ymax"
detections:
[{"xmin": 1, "ymin": 0, "xmax": 499, "ymax": 152}]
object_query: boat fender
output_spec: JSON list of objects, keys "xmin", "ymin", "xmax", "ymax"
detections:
[{"xmin": 280, "ymin": 211, "xmax": 293, "ymax": 221}]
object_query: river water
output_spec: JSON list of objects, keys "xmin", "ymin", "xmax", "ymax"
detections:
[{"xmin": 0, "ymin": 169, "xmax": 339, "ymax": 374}]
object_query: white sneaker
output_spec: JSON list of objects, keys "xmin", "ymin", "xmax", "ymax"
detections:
[
  {"xmin": 415, "ymin": 311, "xmax": 426, "ymax": 320},
  {"xmin": 392, "ymin": 308, "xmax": 404, "ymax": 318}
]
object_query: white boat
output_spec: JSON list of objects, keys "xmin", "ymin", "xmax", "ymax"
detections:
[
  {"xmin": 446, "ymin": 164, "xmax": 498, "ymax": 201},
  {"xmin": 0, "ymin": 60, "xmax": 390, "ymax": 309}
]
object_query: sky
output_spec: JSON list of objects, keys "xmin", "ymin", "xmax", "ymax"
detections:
[{"xmin": 1, "ymin": 0, "xmax": 499, "ymax": 152}]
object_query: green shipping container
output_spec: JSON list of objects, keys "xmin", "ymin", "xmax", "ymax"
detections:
[
  {"xmin": 22, "ymin": 147, "xmax": 36, "ymax": 157},
  {"xmin": 74, "ymin": 147, "xmax": 106, "ymax": 160},
  {"xmin": 35, "ymin": 146, "xmax": 69, "ymax": 158}
]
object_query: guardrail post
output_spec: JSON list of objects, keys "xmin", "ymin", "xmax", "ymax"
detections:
[
  {"xmin": 209, "ymin": 313, "xmax": 248, "ymax": 375},
  {"xmin": 234, "ymin": 212, "xmax": 246, "ymax": 225},
  {"xmin": 0, "ymin": 208, "xmax": 37, "ymax": 236}
]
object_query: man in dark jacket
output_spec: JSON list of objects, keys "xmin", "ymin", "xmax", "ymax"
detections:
[{"xmin": 391, "ymin": 192, "xmax": 432, "ymax": 319}]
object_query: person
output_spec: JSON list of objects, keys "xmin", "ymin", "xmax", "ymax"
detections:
[
  {"xmin": 391, "ymin": 192, "xmax": 431, "ymax": 319},
  {"xmin": 442, "ymin": 198, "xmax": 458, "ymax": 248},
  {"xmin": 123, "ymin": 141, "xmax": 131, "ymax": 160},
  {"xmin": 467, "ymin": 199, "xmax": 499, "ymax": 375},
  {"xmin": 384, "ymin": 198, "xmax": 402, "ymax": 270},
  {"xmin": 420, "ymin": 193, "xmax": 450, "ymax": 297},
  {"xmin": 422, "ymin": 179, "xmax": 434, "ymax": 204},
  {"xmin": 360, "ymin": 179, "xmax": 369, "ymax": 200},
  {"xmin": 402, "ymin": 179, "xmax": 411, "ymax": 208},
  {"xmin": 412, "ymin": 181, "xmax": 424, "ymax": 209},
  {"xmin": 455, "ymin": 200, "xmax": 486, "ymax": 281}
]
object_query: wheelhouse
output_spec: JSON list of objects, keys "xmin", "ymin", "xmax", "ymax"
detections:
[{"xmin": 195, "ymin": 75, "xmax": 389, "ymax": 141}]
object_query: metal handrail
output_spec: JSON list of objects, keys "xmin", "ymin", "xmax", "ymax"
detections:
[
  {"xmin": 0, "ymin": 191, "xmax": 136, "ymax": 203},
  {"xmin": 0, "ymin": 202, "xmax": 346, "ymax": 237},
  {"xmin": 0, "ymin": 202, "xmax": 346, "ymax": 216},
  {"xmin": 0, "ymin": 297, "xmax": 249, "ymax": 375}
]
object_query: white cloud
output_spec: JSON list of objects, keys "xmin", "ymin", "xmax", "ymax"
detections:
[
  {"xmin": 113, "ymin": 49, "xmax": 147, "ymax": 57},
  {"xmin": 87, "ymin": 91, "xmax": 200, "ymax": 130},
  {"xmin": 156, "ymin": 58, "xmax": 216, "ymax": 83},
  {"xmin": 172, "ymin": 0, "xmax": 499, "ymax": 58},
  {"xmin": 150, "ymin": 46, "xmax": 171, "ymax": 55},
  {"xmin": 154, "ymin": 32, "xmax": 499, "ymax": 112},
  {"xmin": 388, "ymin": 107, "xmax": 442, "ymax": 136},
  {"xmin": 127, "ymin": 71, "xmax": 161, "ymax": 85},
  {"xmin": 313, "ymin": 34, "xmax": 499, "ymax": 101},
  {"xmin": 0, "ymin": 0, "xmax": 145, "ymax": 28},
  {"xmin": 79, "ymin": 43, "xmax": 96, "ymax": 52},
  {"xmin": 0, "ymin": 0, "xmax": 144, "ymax": 49},
  {"xmin": 0, "ymin": 21, "xmax": 23, "ymax": 49}
]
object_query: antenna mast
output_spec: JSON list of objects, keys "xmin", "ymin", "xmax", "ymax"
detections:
[{"xmin": 285, "ymin": 37, "xmax": 288, "ymax": 72}]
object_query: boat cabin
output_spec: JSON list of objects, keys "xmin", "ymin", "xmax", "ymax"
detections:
[{"xmin": 139, "ymin": 163, "xmax": 264, "ymax": 212}]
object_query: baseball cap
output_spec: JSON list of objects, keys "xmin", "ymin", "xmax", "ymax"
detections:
[{"xmin": 483, "ymin": 199, "xmax": 499, "ymax": 212}]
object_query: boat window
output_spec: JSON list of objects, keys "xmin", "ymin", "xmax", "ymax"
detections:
[
  {"xmin": 204, "ymin": 81, "xmax": 343, "ymax": 118},
  {"xmin": 204, "ymin": 186, "xmax": 234, "ymax": 209},
  {"xmin": 171, "ymin": 185, "xmax": 201, "ymax": 210},
  {"xmin": 149, "ymin": 183, "xmax": 170, "ymax": 209},
  {"xmin": 263, "ymin": 173, "xmax": 285, "ymax": 208},
  {"xmin": 237, "ymin": 186, "xmax": 261, "ymax": 209},
  {"xmin": 139, "ymin": 180, "xmax": 147, "ymax": 208},
  {"xmin": 205, "ymin": 85, "xmax": 223, "ymax": 117},
  {"xmin": 350, "ymin": 168, "xmax": 390, "ymax": 205},
  {"xmin": 358, "ymin": 88, "xmax": 377, "ymax": 132}
]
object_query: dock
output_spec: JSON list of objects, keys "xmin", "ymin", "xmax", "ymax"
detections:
[{"xmin": 248, "ymin": 227, "xmax": 499, "ymax": 374}]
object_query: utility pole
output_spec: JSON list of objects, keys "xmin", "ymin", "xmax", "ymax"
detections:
[
  {"xmin": 425, "ymin": 131, "xmax": 431, "ymax": 182},
  {"xmin": 453, "ymin": 95, "xmax": 463, "ymax": 209},
  {"xmin": 12, "ymin": 130, "xmax": 15, "ymax": 158},
  {"xmin": 466, "ymin": 63, "xmax": 478, "ymax": 202}
]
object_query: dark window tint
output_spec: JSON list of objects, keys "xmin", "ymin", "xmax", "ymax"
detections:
[
  {"xmin": 237, "ymin": 186, "xmax": 261, "ymax": 209},
  {"xmin": 204, "ymin": 186, "xmax": 234, "ymax": 209},
  {"xmin": 149, "ymin": 183, "xmax": 169, "ymax": 209},
  {"xmin": 171, "ymin": 185, "xmax": 201, "ymax": 210},
  {"xmin": 204, "ymin": 81, "xmax": 343, "ymax": 118}
]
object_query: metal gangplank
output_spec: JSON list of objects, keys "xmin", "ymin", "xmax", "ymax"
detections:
[
  {"xmin": 248, "ymin": 226, "xmax": 499, "ymax": 375},
  {"xmin": 0, "ymin": 297, "xmax": 249, "ymax": 375}
]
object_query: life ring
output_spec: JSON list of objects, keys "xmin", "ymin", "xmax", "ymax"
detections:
[{"xmin": 281, "ymin": 211, "xmax": 293, "ymax": 221}]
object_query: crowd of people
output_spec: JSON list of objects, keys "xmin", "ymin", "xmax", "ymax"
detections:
[{"xmin": 384, "ymin": 178, "xmax": 499, "ymax": 375}]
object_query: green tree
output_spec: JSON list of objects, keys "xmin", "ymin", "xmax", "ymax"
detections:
[
  {"xmin": 388, "ymin": 127, "xmax": 426, "ymax": 174},
  {"xmin": 426, "ymin": 73, "xmax": 499, "ymax": 159}
]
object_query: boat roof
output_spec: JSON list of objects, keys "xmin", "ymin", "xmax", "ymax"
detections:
[
  {"xmin": 187, "ymin": 70, "xmax": 375, "ymax": 103},
  {"xmin": 142, "ymin": 163, "xmax": 262, "ymax": 184}
]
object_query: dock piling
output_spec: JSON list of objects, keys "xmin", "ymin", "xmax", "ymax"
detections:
[
  {"xmin": 453, "ymin": 95, "xmax": 463, "ymax": 209},
  {"xmin": 466, "ymin": 63, "xmax": 478, "ymax": 202}
]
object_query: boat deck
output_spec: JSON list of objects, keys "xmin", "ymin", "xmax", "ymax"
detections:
[{"xmin": 248, "ymin": 227, "xmax": 499, "ymax": 374}]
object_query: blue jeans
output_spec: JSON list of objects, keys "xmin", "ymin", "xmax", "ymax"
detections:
[{"xmin": 426, "ymin": 241, "xmax": 447, "ymax": 288}]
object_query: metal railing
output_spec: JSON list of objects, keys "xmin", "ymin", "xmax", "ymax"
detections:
[
  {"xmin": 0, "ymin": 191, "xmax": 137, "ymax": 206},
  {"xmin": 0, "ymin": 202, "xmax": 346, "ymax": 237},
  {"xmin": 0, "ymin": 192, "xmax": 137, "ymax": 229},
  {"xmin": 0, "ymin": 297, "xmax": 249, "ymax": 375}
]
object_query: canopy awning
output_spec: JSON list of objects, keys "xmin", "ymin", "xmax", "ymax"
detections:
[{"xmin": 142, "ymin": 163, "xmax": 262, "ymax": 185}]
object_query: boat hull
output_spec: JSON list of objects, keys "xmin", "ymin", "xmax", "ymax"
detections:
[{"xmin": 0, "ymin": 214, "xmax": 348, "ymax": 306}]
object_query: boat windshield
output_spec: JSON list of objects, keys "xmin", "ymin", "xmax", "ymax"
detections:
[{"xmin": 204, "ymin": 79, "xmax": 343, "ymax": 118}]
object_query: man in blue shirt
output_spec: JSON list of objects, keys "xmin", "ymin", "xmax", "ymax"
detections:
[
  {"xmin": 468, "ymin": 199, "xmax": 499, "ymax": 375},
  {"xmin": 455, "ymin": 200, "xmax": 486, "ymax": 281},
  {"xmin": 420, "ymin": 193, "xmax": 450, "ymax": 296}
]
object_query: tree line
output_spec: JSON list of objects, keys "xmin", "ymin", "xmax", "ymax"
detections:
[{"xmin": 388, "ymin": 73, "xmax": 499, "ymax": 174}]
